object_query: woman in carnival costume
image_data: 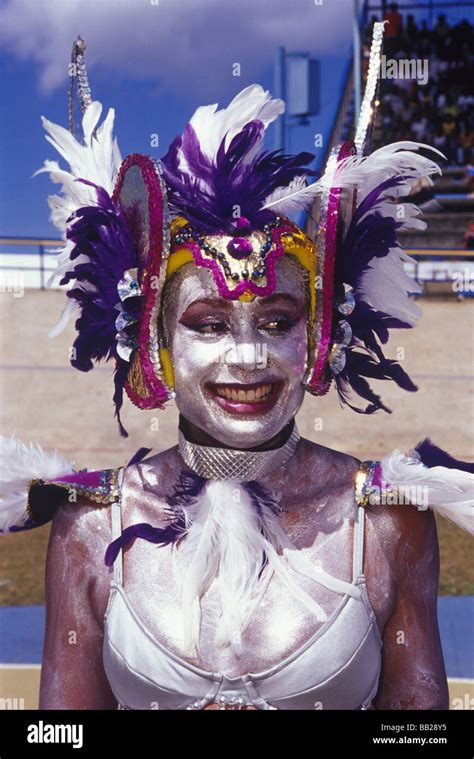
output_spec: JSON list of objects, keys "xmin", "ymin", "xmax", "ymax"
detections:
[{"xmin": 1, "ymin": 29, "xmax": 473, "ymax": 711}]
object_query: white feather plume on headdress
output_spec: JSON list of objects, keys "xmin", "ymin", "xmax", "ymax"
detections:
[
  {"xmin": 262, "ymin": 141, "xmax": 444, "ymax": 214},
  {"xmin": 33, "ymin": 101, "xmax": 122, "ymax": 336},
  {"xmin": 180, "ymin": 84, "xmax": 284, "ymax": 174}
]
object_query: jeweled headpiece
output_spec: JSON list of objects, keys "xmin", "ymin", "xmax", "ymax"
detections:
[{"xmin": 38, "ymin": 29, "xmax": 442, "ymax": 435}]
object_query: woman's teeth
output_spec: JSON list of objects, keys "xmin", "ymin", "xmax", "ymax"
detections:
[{"xmin": 214, "ymin": 384, "xmax": 273, "ymax": 402}]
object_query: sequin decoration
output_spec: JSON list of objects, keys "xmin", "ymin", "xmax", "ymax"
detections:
[
  {"xmin": 328, "ymin": 344, "xmax": 346, "ymax": 374},
  {"xmin": 337, "ymin": 285, "xmax": 355, "ymax": 316},
  {"xmin": 354, "ymin": 460, "xmax": 380, "ymax": 506},
  {"xmin": 354, "ymin": 22, "xmax": 386, "ymax": 154},
  {"xmin": 334, "ymin": 319, "xmax": 353, "ymax": 348},
  {"xmin": 172, "ymin": 216, "xmax": 285, "ymax": 291},
  {"xmin": 117, "ymin": 268, "xmax": 141, "ymax": 302},
  {"xmin": 27, "ymin": 468, "xmax": 122, "ymax": 512}
]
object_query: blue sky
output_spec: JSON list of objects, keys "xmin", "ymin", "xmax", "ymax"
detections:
[{"xmin": 0, "ymin": 0, "xmax": 357, "ymax": 238}]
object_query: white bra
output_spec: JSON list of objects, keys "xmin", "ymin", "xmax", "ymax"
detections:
[{"xmin": 102, "ymin": 474, "xmax": 383, "ymax": 710}]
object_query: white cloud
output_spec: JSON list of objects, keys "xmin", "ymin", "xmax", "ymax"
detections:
[{"xmin": 0, "ymin": 0, "xmax": 353, "ymax": 97}]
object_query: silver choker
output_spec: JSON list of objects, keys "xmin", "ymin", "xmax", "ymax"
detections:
[{"xmin": 178, "ymin": 424, "xmax": 301, "ymax": 481}]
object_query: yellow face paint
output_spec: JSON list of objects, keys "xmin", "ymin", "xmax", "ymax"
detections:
[{"xmin": 158, "ymin": 347, "xmax": 175, "ymax": 390}]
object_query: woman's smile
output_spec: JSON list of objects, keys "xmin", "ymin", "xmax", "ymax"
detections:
[{"xmin": 206, "ymin": 380, "xmax": 284, "ymax": 415}]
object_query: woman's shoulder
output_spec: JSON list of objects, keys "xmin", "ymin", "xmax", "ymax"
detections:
[
  {"xmin": 297, "ymin": 436, "xmax": 363, "ymax": 497},
  {"xmin": 125, "ymin": 444, "xmax": 180, "ymax": 487},
  {"xmin": 298, "ymin": 436, "xmax": 438, "ymax": 553},
  {"xmin": 47, "ymin": 489, "xmax": 114, "ymax": 559}
]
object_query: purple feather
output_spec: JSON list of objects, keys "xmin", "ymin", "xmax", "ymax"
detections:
[
  {"xmin": 104, "ymin": 520, "xmax": 186, "ymax": 567},
  {"xmin": 104, "ymin": 470, "xmax": 207, "ymax": 566},
  {"xmin": 165, "ymin": 470, "xmax": 208, "ymax": 506},
  {"xmin": 113, "ymin": 357, "xmax": 131, "ymax": 438},
  {"xmin": 63, "ymin": 180, "xmax": 138, "ymax": 372},
  {"xmin": 161, "ymin": 119, "xmax": 316, "ymax": 232},
  {"xmin": 414, "ymin": 438, "xmax": 474, "ymax": 473},
  {"xmin": 334, "ymin": 344, "xmax": 417, "ymax": 414},
  {"xmin": 127, "ymin": 447, "xmax": 153, "ymax": 466},
  {"xmin": 332, "ymin": 174, "xmax": 423, "ymax": 414}
]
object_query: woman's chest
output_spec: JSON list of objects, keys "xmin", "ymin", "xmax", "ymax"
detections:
[{"xmin": 105, "ymin": 482, "xmax": 393, "ymax": 678}]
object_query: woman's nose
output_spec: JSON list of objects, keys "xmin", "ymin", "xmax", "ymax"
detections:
[{"xmin": 217, "ymin": 337, "xmax": 268, "ymax": 372}]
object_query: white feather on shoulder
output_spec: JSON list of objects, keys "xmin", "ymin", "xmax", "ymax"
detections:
[
  {"xmin": 0, "ymin": 435, "xmax": 74, "ymax": 533},
  {"xmin": 378, "ymin": 449, "xmax": 474, "ymax": 535}
]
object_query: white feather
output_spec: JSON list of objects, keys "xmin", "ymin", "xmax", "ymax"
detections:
[
  {"xmin": 0, "ymin": 435, "xmax": 75, "ymax": 533},
  {"xmin": 48, "ymin": 298, "xmax": 80, "ymax": 338},
  {"xmin": 262, "ymin": 141, "xmax": 444, "ymax": 213},
  {"xmin": 379, "ymin": 450, "xmax": 474, "ymax": 535},
  {"xmin": 176, "ymin": 84, "xmax": 284, "ymax": 183},
  {"xmin": 358, "ymin": 247, "xmax": 423, "ymax": 324},
  {"xmin": 172, "ymin": 479, "xmax": 361, "ymax": 654},
  {"xmin": 34, "ymin": 101, "xmax": 122, "ymax": 335},
  {"xmin": 261, "ymin": 175, "xmax": 319, "ymax": 215}
]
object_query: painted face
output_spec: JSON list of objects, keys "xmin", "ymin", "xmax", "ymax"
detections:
[{"xmin": 162, "ymin": 256, "xmax": 309, "ymax": 448}]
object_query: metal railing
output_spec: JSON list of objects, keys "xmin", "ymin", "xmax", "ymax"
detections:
[
  {"xmin": 0, "ymin": 237, "xmax": 63, "ymax": 290},
  {"xmin": 1, "ymin": 236, "xmax": 473, "ymax": 297}
]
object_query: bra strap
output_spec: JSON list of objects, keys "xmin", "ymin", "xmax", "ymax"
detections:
[
  {"xmin": 353, "ymin": 460, "xmax": 379, "ymax": 581},
  {"xmin": 352, "ymin": 505, "xmax": 366, "ymax": 581},
  {"xmin": 110, "ymin": 467, "xmax": 125, "ymax": 586}
]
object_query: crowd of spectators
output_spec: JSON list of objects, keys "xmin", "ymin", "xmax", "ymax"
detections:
[{"xmin": 364, "ymin": 6, "xmax": 473, "ymax": 167}]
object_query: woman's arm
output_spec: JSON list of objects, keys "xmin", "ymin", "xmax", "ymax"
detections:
[
  {"xmin": 373, "ymin": 504, "xmax": 449, "ymax": 710},
  {"xmin": 39, "ymin": 497, "xmax": 118, "ymax": 709}
]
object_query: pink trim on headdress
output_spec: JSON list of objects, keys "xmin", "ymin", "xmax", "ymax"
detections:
[
  {"xmin": 113, "ymin": 154, "xmax": 171, "ymax": 409},
  {"xmin": 172, "ymin": 221, "xmax": 296, "ymax": 300},
  {"xmin": 307, "ymin": 141, "xmax": 355, "ymax": 395}
]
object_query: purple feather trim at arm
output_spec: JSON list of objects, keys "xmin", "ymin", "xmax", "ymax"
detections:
[
  {"xmin": 414, "ymin": 438, "xmax": 474, "ymax": 473},
  {"xmin": 127, "ymin": 447, "xmax": 153, "ymax": 466},
  {"xmin": 104, "ymin": 471, "xmax": 208, "ymax": 566}
]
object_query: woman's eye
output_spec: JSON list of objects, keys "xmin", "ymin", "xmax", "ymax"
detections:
[
  {"xmin": 190, "ymin": 321, "xmax": 228, "ymax": 335},
  {"xmin": 259, "ymin": 316, "xmax": 299, "ymax": 333}
]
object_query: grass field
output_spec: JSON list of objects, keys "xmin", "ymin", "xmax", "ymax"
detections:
[{"xmin": 1, "ymin": 290, "xmax": 473, "ymax": 604}]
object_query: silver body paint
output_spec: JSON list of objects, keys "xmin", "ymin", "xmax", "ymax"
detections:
[
  {"xmin": 39, "ymin": 255, "xmax": 448, "ymax": 709},
  {"xmin": 162, "ymin": 257, "xmax": 309, "ymax": 448}
]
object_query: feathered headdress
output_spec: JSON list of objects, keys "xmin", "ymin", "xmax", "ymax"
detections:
[{"xmin": 36, "ymin": 28, "xmax": 443, "ymax": 434}]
